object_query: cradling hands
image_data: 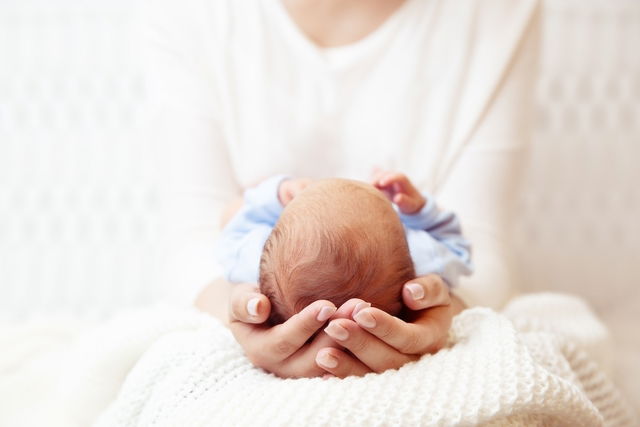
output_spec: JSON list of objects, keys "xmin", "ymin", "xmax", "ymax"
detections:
[
  {"xmin": 227, "ymin": 276, "xmax": 462, "ymax": 379},
  {"xmin": 228, "ymin": 283, "xmax": 370, "ymax": 378},
  {"xmin": 317, "ymin": 275, "xmax": 459, "ymax": 378}
]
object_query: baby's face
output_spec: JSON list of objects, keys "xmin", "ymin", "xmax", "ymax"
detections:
[{"xmin": 259, "ymin": 178, "xmax": 415, "ymax": 324}]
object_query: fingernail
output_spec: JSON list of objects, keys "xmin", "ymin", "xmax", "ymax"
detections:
[
  {"xmin": 324, "ymin": 322, "xmax": 349, "ymax": 341},
  {"xmin": 247, "ymin": 298, "xmax": 260, "ymax": 317},
  {"xmin": 352, "ymin": 301, "xmax": 371, "ymax": 317},
  {"xmin": 316, "ymin": 351, "xmax": 338, "ymax": 369},
  {"xmin": 354, "ymin": 309, "xmax": 376, "ymax": 329},
  {"xmin": 406, "ymin": 283, "xmax": 424, "ymax": 300},
  {"xmin": 316, "ymin": 306, "xmax": 336, "ymax": 322}
]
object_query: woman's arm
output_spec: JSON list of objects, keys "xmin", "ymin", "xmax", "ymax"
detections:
[
  {"xmin": 143, "ymin": 1, "xmax": 240, "ymax": 302},
  {"xmin": 436, "ymin": 1, "xmax": 541, "ymax": 309}
]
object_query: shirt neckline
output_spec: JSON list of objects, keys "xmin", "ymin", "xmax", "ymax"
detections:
[{"xmin": 268, "ymin": 0, "xmax": 417, "ymax": 69}]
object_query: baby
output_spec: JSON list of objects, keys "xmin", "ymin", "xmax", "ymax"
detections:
[{"xmin": 216, "ymin": 172, "xmax": 472, "ymax": 325}]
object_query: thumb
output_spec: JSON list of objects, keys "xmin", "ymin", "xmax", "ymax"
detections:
[
  {"xmin": 229, "ymin": 283, "xmax": 272, "ymax": 324},
  {"xmin": 401, "ymin": 275, "xmax": 451, "ymax": 311}
]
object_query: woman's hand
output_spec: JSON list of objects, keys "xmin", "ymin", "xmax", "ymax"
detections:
[
  {"xmin": 316, "ymin": 275, "xmax": 464, "ymax": 377},
  {"xmin": 225, "ymin": 275, "xmax": 464, "ymax": 379},
  {"xmin": 227, "ymin": 283, "xmax": 372, "ymax": 378}
]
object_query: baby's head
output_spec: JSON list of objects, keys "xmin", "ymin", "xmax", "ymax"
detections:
[{"xmin": 259, "ymin": 178, "xmax": 415, "ymax": 325}]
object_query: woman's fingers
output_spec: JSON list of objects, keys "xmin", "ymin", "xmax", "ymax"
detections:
[
  {"xmin": 229, "ymin": 321, "xmax": 328, "ymax": 379},
  {"xmin": 228, "ymin": 296, "xmax": 359, "ymax": 378},
  {"xmin": 272, "ymin": 345, "xmax": 328, "ymax": 379},
  {"xmin": 323, "ymin": 319, "xmax": 418, "ymax": 373},
  {"xmin": 229, "ymin": 299, "xmax": 336, "ymax": 368},
  {"xmin": 353, "ymin": 305, "xmax": 451, "ymax": 354},
  {"xmin": 265, "ymin": 300, "xmax": 337, "ymax": 359},
  {"xmin": 278, "ymin": 298, "xmax": 366, "ymax": 375},
  {"xmin": 402, "ymin": 275, "xmax": 451, "ymax": 311},
  {"xmin": 278, "ymin": 329, "xmax": 343, "ymax": 378},
  {"xmin": 228, "ymin": 283, "xmax": 271, "ymax": 324},
  {"xmin": 315, "ymin": 347, "xmax": 371, "ymax": 378},
  {"xmin": 334, "ymin": 298, "xmax": 367, "ymax": 319}
]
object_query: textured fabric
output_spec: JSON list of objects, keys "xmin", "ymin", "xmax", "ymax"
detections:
[
  {"xmin": 215, "ymin": 175, "xmax": 472, "ymax": 286},
  {"xmin": 145, "ymin": 0, "xmax": 541, "ymax": 308},
  {"xmin": 0, "ymin": 294, "xmax": 635, "ymax": 426}
]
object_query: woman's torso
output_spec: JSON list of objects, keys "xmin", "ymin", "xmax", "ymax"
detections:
[{"xmin": 199, "ymin": 0, "xmax": 479, "ymax": 192}]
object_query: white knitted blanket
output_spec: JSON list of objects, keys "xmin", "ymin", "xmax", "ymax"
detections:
[{"xmin": 1, "ymin": 293, "xmax": 635, "ymax": 426}]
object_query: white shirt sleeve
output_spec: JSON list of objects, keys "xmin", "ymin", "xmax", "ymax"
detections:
[
  {"xmin": 436, "ymin": 4, "xmax": 541, "ymax": 309},
  {"xmin": 142, "ymin": 1, "xmax": 240, "ymax": 304}
]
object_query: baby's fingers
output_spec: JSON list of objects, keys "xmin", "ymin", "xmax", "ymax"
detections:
[
  {"xmin": 290, "ymin": 178, "xmax": 313, "ymax": 196},
  {"xmin": 378, "ymin": 172, "xmax": 409, "ymax": 188},
  {"xmin": 370, "ymin": 167, "xmax": 386, "ymax": 185},
  {"xmin": 392, "ymin": 193, "xmax": 415, "ymax": 211}
]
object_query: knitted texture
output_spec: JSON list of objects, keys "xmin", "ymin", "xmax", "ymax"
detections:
[{"xmin": 1, "ymin": 294, "xmax": 635, "ymax": 426}]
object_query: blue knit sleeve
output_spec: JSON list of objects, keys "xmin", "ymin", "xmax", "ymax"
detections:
[
  {"xmin": 398, "ymin": 193, "xmax": 474, "ymax": 286},
  {"xmin": 214, "ymin": 175, "xmax": 289, "ymax": 283}
]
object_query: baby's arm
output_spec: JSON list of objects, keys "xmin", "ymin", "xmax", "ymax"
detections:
[
  {"xmin": 372, "ymin": 171, "xmax": 473, "ymax": 286},
  {"xmin": 220, "ymin": 177, "xmax": 312, "ymax": 228},
  {"xmin": 215, "ymin": 175, "xmax": 287, "ymax": 283},
  {"xmin": 216, "ymin": 176, "xmax": 314, "ymax": 283}
]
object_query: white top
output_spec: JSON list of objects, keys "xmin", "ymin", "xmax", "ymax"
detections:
[{"xmin": 143, "ymin": 0, "xmax": 541, "ymax": 308}]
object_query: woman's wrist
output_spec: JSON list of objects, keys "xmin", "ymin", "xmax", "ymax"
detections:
[{"xmin": 450, "ymin": 291, "xmax": 467, "ymax": 316}]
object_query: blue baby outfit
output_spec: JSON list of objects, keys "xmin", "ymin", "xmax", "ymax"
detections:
[{"xmin": 215, "ymin": 175, "xmax": 473, "ymax": 286}]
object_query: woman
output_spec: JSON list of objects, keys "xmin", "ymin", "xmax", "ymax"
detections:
[{"xmin": 146, "ymin": 0, "xmax": 540, "ymax": 378}]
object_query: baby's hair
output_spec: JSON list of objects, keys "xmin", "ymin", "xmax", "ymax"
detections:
[{"xmin": 259, "ymin": 179, "xmax": 415, "ymax": 325}]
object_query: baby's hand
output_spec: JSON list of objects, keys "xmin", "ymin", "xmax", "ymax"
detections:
[
  {"xmin": 371, "ymin": 170, "xmax": 426, "ymax": 214},
  {"xmin": 278, "ymin": 178, "xmax": 313, "ymax": 206}
]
